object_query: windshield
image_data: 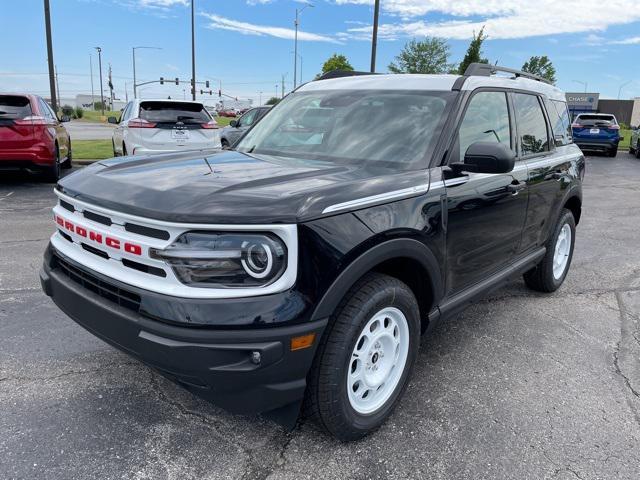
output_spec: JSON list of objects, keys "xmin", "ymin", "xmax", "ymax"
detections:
[
  {"xmin": 235, "ymin": 89, "xmax": 454, "ymax": 169},
  {"xmin": 139, "ymin": 101, "xmax": 211, "ymax": 124}
]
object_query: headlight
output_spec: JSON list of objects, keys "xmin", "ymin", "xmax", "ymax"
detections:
[{"xmin": 150, "ymin": 232, "xmax": 287, "ymax": 288}]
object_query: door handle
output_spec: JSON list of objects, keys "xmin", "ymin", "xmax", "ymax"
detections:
[{"xmin": 506, "ymin": 182, "xmax": 526, "ymax": 195}]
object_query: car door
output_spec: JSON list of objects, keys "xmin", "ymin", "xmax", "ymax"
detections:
[
  {"xmin": 40, "ymin": 98, "xmax": 69, "ymax": 160},
  {"xmin": 444, "ymin": 90, "xmax": 529, "ymax": 295},
  {"xmin": 517, "ymin": 94, "xmax": 580, "ymax": 251},
  {"xmin": 230, "ymin": 108, "xmax": 259, "ymax": 144}
]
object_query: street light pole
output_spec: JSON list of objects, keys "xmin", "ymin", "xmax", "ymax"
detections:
[
  {"xmin": 370, "ymin": 0, "xmax": 380, "ymax": 73},
  {"xmin": 572, "ymin": 80, "xmax": 587, "ymax": 93},
  {"xmin": 132, "ymin": 46, "xmax": 162, "ymax": 99},
  {"xmin": 191, "ymin": 0, "xmax": 196, "ymax": 101},
  {"xmin": 293, "ymin": 3, "xmax": 313, "ymax": 89},
  {"xmin": 95, "ymin": 47, "xmax": 104, "ymax": 115},
  {"xmin": 43, "ymin": 0, "xmax": 57, "ymax": 112},
  {"xmin": 618, "ymin": 80, "xmax": 632, "ymax": 100}
]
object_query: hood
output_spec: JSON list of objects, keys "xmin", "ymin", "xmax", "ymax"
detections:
[{"xmin": 57, "ymin": 150, "xmax": 429, "ymax": 224}]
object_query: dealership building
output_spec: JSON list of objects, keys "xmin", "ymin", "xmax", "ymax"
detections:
[{"xmin": 566, "ymin": 93, "xmax": 640, "ymax": 126}]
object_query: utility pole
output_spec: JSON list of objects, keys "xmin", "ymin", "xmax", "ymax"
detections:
[
  {"xmin": 293, "ymin": 3, "xmax": 313, "ymax": 89},
  {"xmin": 95, "ymin": 47, "xmax": 105, "ymax": 115},
  {"xmin": 108, "ymin": 63, "xmax": 114, "ymax": 110},
  {"xmin": 90, "ymin": 54, "xmax": 95, "ymax": 109},
  {"xmin": 191, "ymin": 0, "xmax": 196, "ymax": 100},
  {"xmin": 43, "ymin": 0, "xmax": 57, "ymax": 112},
  {"xmin": 132, "ymin": 46, "xmax": 162, "ymax": 99},
  {"xmin": 281, "ymin": 74, "xmax": 285, "ymax": 98},
  {"xmin": 370, "ymin": 0, "xmax": 380, "ymax": 73},
  {"xmin": 258, "ymin": 91, "xmax": 263, "ymax": 105},
  {"xmin": 55, "ymin": 65, "xmax": 61, "ymax": 109}
]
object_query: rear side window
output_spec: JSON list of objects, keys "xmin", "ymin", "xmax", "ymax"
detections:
[
  {"xmin": 545, "ymin": 99, "xmax": 572, "ymax": 145},
  {"xmin": 513, "ymin": 93, "xmax": 550, "ymax": 156},
  {"xmin": 0, "ymin": 96, "xmax": 32, "ymax": 119},
  {"xmin": 457, "ymin": 91, "xmax": 511, "ymax": 158},
  {"xmin": 139, "ymin": 102, "xmax": 210, "ymax": 124}
]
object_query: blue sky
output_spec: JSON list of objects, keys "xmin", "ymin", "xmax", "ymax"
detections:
[{"xmin": 1, "ymin": 0, "xmax": 639, "ymax": 104}]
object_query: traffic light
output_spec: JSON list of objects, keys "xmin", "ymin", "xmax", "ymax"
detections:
[
  {"xmin": 175, "ymin": 78, "xmax": 179, "ymax": 85},
  {"xmin": 205, "ymin": 80, "xmax": 210, "ymax": 88},
  {"xmin": 159, "ymin": 77, "xmax": 164, "ymax": 85}
]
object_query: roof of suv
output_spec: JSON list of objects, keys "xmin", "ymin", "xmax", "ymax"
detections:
[{"xmin": 300, "ymin": 73, "xmax": 566, "ymax": 102}]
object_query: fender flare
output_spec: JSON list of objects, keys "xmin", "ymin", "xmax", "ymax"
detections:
[{"xmin": 310, "ymin": 238, "xmax": 443, "ymax": 322}]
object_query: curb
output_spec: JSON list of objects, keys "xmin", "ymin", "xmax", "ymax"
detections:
[{"xmin": 72, "ymin": 159, "xmax": 101, "ymax": 166}]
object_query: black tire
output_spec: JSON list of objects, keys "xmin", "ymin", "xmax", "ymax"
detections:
[
  {"xmin": 61, "ymin": 140, "xmax": 72, "ymax": 169},
  {"xmin": 304, "ymin": 273, "xmax": 420, "ymax": 441},
  {"xmin": 608, "ymin": 148, "xmax": 617, "ymax": 158},
  {"xmin": 636, "ymin": 141, "xmax": 640, "ymax": 159},
  {"xmin": 221, "ymin": 138, "xmax": 230, "ymax": 149},
  {"xmin": 122, "ymin": 143, "xmax": 128, "ymax": 156},
  {"xmin": 44, "ymin": 145, "xmax": 61, "ymax": 183},
  {"xmin": 112, "ymin": 140, "xmax": 118, "ymax": 157},
  {"xmin": 523, "ymin": 208, "xmax": 576, "ymax": 292}
]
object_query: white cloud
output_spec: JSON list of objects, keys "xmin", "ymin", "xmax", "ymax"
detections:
[
  {"xmin": 200, "ymin": 12, "xmax": 340, "ymax": 43},
  {"xmin": 335, "ymin": 0, "xmax": 640, "ymax": 40},
  {"xmin": 247, "ymin": 0, "xmax": 274, "ymax": 5},
  {"xmin": 138, "ymin": 0, "xmax": 188, "ymax": 7},
  {"xmin": 612, "ymin": 36, "xmax": 640, "ymax": 44}
]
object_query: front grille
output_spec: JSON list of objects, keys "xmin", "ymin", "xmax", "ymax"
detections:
[{"xmin": 54, "ymin": 254, "xmax": 141, "ymax": 313}]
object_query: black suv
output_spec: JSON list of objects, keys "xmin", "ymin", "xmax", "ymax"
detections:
[{"xmin": 41, "ymin": 64, "xmax": 584, "ymax": 441}]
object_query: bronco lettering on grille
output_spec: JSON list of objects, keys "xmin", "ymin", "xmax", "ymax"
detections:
[{"xmin": 55, "ymin": 215, "xmax": 142, "ymax": 256}]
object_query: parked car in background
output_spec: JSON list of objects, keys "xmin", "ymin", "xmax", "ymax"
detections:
[
  {"xmin": 109, "ymin": 99, "xmax": 221, "ymax": 156},
  {"xmin": 220, "ymin": 106, "xmax": 270, "ymax": 147},
  {"xmin": 571, "ymin": 113, "xmax": 622, "ymax": 157},
  {"xmin": 217, "ymin": 109, "xmax": 237, "ymax": 118},
  {"xmin": 0, "ymin": 93, "xmax": 71, "ymax": 182},
  {"xmin": 630, "ymin": 124, "xmax": 640, "ymax": 159}
]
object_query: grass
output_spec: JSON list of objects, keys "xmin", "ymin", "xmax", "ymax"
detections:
[
  {"xmin": 214, "ymin": 116, "xmax": 234, "ymax": 127},
  {"xmin": 72, "ymin": 140, "xmax": 113, "ymax": 160},
  {"xmin": 75, "ymin": 110, "xmax": 121, "ymax": 123},
  {"xmin": 619, "ymin": 129, "xmax": 631, "ymax": 149}
]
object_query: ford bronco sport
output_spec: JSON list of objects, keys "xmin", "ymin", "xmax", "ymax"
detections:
[{"xmin": 41, "ymin": 64, "xmax": 584, "ymax": 441}]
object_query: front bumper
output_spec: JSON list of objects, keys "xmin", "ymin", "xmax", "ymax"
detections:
[{"xmin": 41, "ymin": 247, "xmax": 327, "ymax": 425}]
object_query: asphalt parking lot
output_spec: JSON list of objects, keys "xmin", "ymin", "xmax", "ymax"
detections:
[{"xmin": 1, "ymin": 153, "xmax": 639, "ymax": 480}]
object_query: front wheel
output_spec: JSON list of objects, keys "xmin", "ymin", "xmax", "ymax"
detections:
[
  {"xmin": 304, "ymin": 273, "xmax": 420, "ymax": 441},
  {"xmin": 524, "ymin": 208, "xmax": 576, "ymax": 292}
]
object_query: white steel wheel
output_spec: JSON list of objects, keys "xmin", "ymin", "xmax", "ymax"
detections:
[
  {"xmin": 347, "ymin": 306, "xmax": 410, "ymax": 415},
  {"xmin": 553, "ymin": 223, "xmax": 572, "ymax": 280}
]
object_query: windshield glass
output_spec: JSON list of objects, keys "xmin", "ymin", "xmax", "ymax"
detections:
[
  {"xmin": 235, "ymin": 90, "xmax": 454, "ymax": 169},
  {"xmin": 139, "ymin": 101, "xmax": 211, "ymax": 124}
]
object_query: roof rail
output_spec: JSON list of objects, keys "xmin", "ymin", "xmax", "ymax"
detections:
[
  {"xmin": 464, "ymin": 63, "xmax": 552, "ymax": 85},
  {"xmin": 315, "ymin": 70, "xmax": 378, "ymax": 81}
]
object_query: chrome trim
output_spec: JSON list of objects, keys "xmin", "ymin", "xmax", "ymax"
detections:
[{"xmin": 322, "ymin": 184, "xmax": 430, "ymax": 214}]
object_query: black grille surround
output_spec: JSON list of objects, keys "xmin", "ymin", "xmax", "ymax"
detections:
[{"xmin": 53, "ymin": 253, "xmax": 141, "ymax": 313}]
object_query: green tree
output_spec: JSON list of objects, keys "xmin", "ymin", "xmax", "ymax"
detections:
[
  {"xmin": 320, "ymin": 54, "xmax": 354, "ymax": 75},
  {"xmin": 458, "ymin": 26, "xmax": 488, "ymax": 74},
  {"xmin": 388, "ymin": 38, "xmax": 452, "ymax": 74},
  {"xmin": 265, "ymin": 97, "xmax": 280, "ymax": 106},
  {"xmin": 521, "ymin": 55, "xmax": 557, "ymax": 84}
]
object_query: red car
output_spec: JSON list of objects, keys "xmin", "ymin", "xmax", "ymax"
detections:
[
  {"xmin": 217, "ymin": 109, "xmax": 237, "ymax": 118},
  {"xmin": 0, "ymin": 93, "xmax": 72, "ymax": 182}
]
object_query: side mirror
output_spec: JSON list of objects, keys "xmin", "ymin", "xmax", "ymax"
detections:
[
  {"xmin": 107, "ymin": 116, "xmax": 119, "ymax": 124},
  {"xmin": 60, "ymin": 115, "xmax": 70, "ymax": 123},
  {"xmin": 229, "ymin": 120, "xmax": 238, "ymax": 128},
  {"xmin": 451, "ymin": 142, "xmax": 516, "ymax": 175}
]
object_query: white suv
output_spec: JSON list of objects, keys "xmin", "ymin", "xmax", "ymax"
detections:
[{"xmin": 109, "ymin": 99, "xmax": 221, "ymax": 156}]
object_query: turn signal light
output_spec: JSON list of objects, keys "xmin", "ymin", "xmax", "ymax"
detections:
[{"xmin": 290, "ymin": 333, "xmax": 316, "ymax": 351}]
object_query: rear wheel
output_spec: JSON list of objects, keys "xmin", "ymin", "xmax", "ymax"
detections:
[
  {"xmin": 44, "ymin": 145, "xmax": 61, "ymax": 183},
  {"xmin": 608, "ymin": 148, "xmax": 618, "ymax": 158},
  {"xmin": 636, "ymin": 141, "xmax": 640, "ymax": 159},
  {"xmin": 61, "ymin": 140, "xmax": 72, "ymax": 169},
  {"xmin": 524, "ymin": 208, "xmax": 576, "ymax": 292},
  {"xmin": 304, "ymin": 273, "xmax": 420, "ymax": 441}
]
